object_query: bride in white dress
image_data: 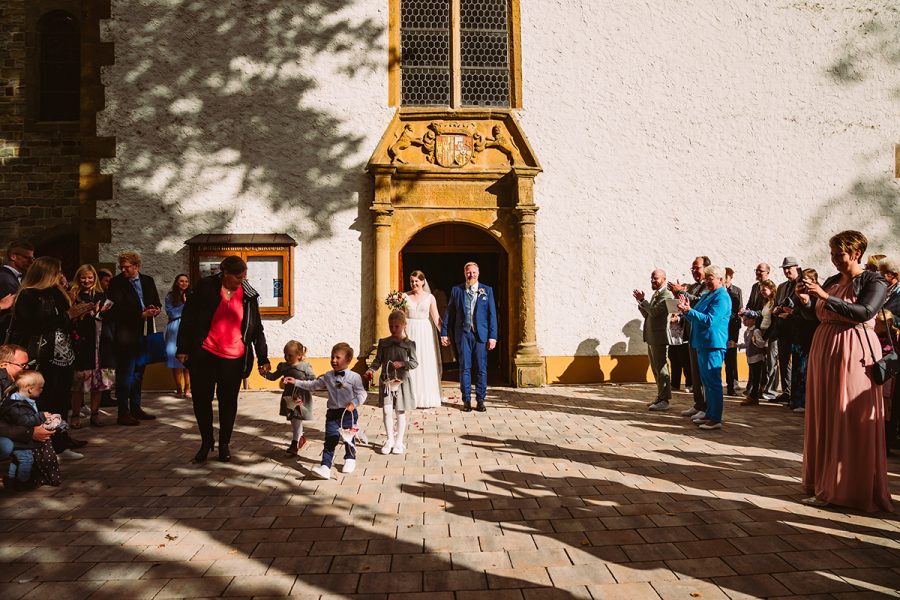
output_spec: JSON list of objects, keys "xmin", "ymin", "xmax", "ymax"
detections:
[{"xmin": 404, "ymin": 271, "xmax": 443, "ymax": 408}]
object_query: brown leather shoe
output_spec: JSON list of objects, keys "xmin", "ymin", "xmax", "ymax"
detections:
[
  {"xmin": 117, "ymin": 414, "xmax": 141, "ymax": 426},
  {"xmin": 740, "ymin": 396, "xmax": 759, "ymax": 406},
  {"xmin": 133, "ymin": 409, "xmax": 157, "ymax": 420}
]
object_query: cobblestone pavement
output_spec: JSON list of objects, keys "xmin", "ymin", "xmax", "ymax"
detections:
[{"xmin": 1, "ymin": 384, "xmax": 898, "ymax": 599}]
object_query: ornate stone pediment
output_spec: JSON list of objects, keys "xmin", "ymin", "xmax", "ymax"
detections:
[{"xmin": 368, "ymin": 109, "xmax": 540, "ymax": 172}]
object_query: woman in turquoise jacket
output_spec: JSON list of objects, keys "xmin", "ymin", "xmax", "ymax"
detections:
[{"xmin": 678, "ymin": 265, "xmax": 732, "ymax": 430}]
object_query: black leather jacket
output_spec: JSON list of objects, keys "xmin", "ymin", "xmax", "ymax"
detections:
[
  {"xmin": 798, "ymin": 270, "xmax": 888, "ymax": 323},
  {"xmin": 176, "ymin": 274, "xmax": 269, "ymax": 378}
]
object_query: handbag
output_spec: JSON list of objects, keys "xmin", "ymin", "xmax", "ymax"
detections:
[
  {"xmin": 865, "ymin": 309, "xmax": 899, "ymax": 385},
  {"xmin": 137, "ymin": 331, "xmax": 167, "ymax": 366}
]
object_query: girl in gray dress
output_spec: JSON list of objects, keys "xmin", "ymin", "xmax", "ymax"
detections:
[
  {"xmin": 366, "ymin": 310, "xmax": 418, "ymax": 455},
  {"xmin": 264, "ymin": 340, "xmax": 315, "ymax": 455}
]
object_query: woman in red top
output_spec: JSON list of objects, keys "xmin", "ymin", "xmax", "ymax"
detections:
[{"xmin": 176, "ymin": 256, "xmax": 269, "ymax": 463}]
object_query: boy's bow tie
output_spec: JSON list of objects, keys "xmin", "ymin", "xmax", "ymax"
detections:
[{"xmin": 333, "ymin": 371, "xmax": 345, "ymax": 376}]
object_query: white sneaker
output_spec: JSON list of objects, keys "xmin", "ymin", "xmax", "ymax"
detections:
[
  {"xmin": 380, "ymin": 441, "xmax": 394, "ymax": 455},
  {"xmin": 648, "ymin": 400, "xmax": 670, "ymax": 412},
  {"xmin": 681, "ymin": 407, "xmax": 699, "ymax": 417},
  {"xmin": 691, "ymin": 411, "xmax": 707, "ymax": 423},
  {"xmin": 58, "ymin": 449, "xmax": 84, "ymax": 460},
  {"xmin": 342, "ymin": 459, "xmax": 356, "ymax": 474},
  {"xmin": 391, "ymin": 443, "xmax": 405, "ymax": 455},
  {"xmin": 793, "ymin": 407, "xmax": 805, "ymax": 413},
  {"xmin": 698, "ymin": 421, "xmax": 722, "ymax": 430},
  {"xmin": 311, "ymin": 464, "xmax": 332, "ymax": 479}
]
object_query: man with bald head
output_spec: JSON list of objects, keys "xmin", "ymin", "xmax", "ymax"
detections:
[{"xmin": 634, "ymin": 269, "xmax": 675, "ymax": 411}]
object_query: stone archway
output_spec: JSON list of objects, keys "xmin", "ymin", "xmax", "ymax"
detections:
[
  {"xmin": 400, "ymin": 223, "xmax": 510, "ymax": 383},
  {"xmin": 366, "ymin": 109, "xmax": 543, "ymax": 387}
]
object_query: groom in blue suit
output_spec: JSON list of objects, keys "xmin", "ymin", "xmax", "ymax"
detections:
[{"xmin": 441, "ymin": 262, "xmax": 498, "ymax": 412}]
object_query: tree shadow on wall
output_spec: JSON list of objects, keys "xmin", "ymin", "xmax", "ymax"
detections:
[
  {"xmin": 103, "ymin": 0, "xmax": 384, "ymax": 256},
  {"xmin": 810, "ymin": 10, "xmax": 900, "ymax": 252}
]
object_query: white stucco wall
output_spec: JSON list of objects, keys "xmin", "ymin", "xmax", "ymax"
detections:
[
  {"xmin": 520, "ymin": 0, "xmax": 900, "ymax": 357},
  {"xmin": 99, "ymin": 0, "xmax": 899, "ymax": 365},
  {"xmin": 99, "ymin": 0, "xmax": 393, "ymax": 357}
]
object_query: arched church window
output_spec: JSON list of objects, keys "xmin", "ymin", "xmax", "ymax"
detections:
[
  {"xmin": 397, "ymin": 0, "xmax": 519, "ymax": 108},
  {"xmin": 39, "ymin": 10, "xmax": 80, "ymax": 121}
]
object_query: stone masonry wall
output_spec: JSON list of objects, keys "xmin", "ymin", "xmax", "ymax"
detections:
[{"xmin": 0, "ymin": 0, "xmax": 81, "ymax": 267}]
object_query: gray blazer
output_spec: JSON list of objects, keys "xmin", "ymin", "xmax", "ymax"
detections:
[{"xmin": 639, "ymin": 288, "xmax": 675, "ymax": 346}]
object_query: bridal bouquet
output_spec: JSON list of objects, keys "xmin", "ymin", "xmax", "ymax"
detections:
[{"xmin": 384, "ymin": 290, "xmax": 408, "ymax": 311}]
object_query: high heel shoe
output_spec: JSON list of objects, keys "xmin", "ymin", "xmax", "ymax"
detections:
[
  {"xmin": 217, "ymin": 444, "xmax": 231, "ymax": 462},
  {"xmin": 192, "ymin": 443, "xmax": 212, "ymax": 464},
  {"xmin": 90, "ymin": 412, "xmax": 103, "ymax": 427}
]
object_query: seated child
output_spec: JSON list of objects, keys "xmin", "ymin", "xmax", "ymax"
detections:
[
  {"xmin": 366, "ymin": 309, "xmax": 418, "ymax": 456},
  {"xmin": 284, "ymin": 342, "xmax": 367, "ymax": 479},
  {"xmin": 0, "ymin": 371, "xmax": 64, "ymax": 487},
  {"xmin": 738, "ymin": 313, "xmax": 766, "ymax": 405},
  {"xmin": 264, "ymin": 340, "xmax": 315, "ymax": 455}
]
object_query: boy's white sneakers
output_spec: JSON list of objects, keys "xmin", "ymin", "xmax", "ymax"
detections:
[
  {"xmin": 342, "ymin": 459, "xmax": 356, "ymax": 474},
  {"xmin": 380, "ymin": 441, "xmax": 393, "ymax": 455},
  {"xmin": 391, "ymin": 443, "xmax": 405, "ymax": 455},
  {"xmin": 311, "ymin": 464, "xmax": 332, "ymax": 479}
]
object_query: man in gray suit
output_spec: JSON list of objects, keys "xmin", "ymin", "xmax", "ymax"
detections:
[{"xmin": 635, "ymin": 269, "xmax": 675, "ymax": 411}]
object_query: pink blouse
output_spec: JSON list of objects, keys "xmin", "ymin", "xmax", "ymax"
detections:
[{"xmin": 201, "ymin": 286, "xmax": 245, "ymax": 359}]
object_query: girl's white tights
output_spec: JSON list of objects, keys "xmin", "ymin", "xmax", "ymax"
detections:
[
  {"xmin": 382, "ymin": 405, "xmax": 407, "ymax": 451},
  {"xmin": 291, "ymin": 419, "xmax": 303, "ymax": 442}
]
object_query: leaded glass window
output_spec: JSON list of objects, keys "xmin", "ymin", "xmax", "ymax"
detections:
[{"xmin": 400, "ymin": 0, "xmax": 511, "ymax": 108}]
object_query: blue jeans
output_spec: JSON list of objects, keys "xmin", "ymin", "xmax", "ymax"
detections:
[
  {"xmin": 8, "ymin": 448, "xmax": 34, "ymax": 481},
  {"xmin": 0, "ymin": 436, "xmax": 14, "ymax": 460},
  {"xmin": 790, "ymin": 345, "xmax": 809, "ymax": 409},
  {"xmin": 456, "ymin": 329, "xmax": 487, "ymax": 405},
  {"xmin": 697, "ymin": 348, "xmax": 726, "ymax": 422},
  {"xmin": 115, "ymin": 353, "xmax": 145, "ymax": 416},
  {"xmin": 321, "ymin": 408, "xmax": 356, "ymax": 468}
]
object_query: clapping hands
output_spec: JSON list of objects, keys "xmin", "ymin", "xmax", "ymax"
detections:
[
  {"xmin": 632, "ymin": 289, "xmax": 645, "ymax": 302},
  {"xmin": 668, "ymin": 280, "xmax": 685, "ymax": 294}
]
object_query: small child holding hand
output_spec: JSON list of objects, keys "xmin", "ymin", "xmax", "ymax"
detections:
[
  {"xmin": 366, "ymin": 310, "xmax": 418, "ymax": 455},
  {"xmin": 264, "ymin": 340, "xmax": 315, "ymax": 455},
  {"xmin": 285, "ymin": 342, "xmax": 367, "ymax": 479}
]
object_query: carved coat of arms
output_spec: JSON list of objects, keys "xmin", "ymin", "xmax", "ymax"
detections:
[
  {"xmin": 430, "ymin": 122, "xmax": 477, "ymax": 168},
  {"xmin": 386, "ymin": 120, "xmax": 517, "ymax": 167}
]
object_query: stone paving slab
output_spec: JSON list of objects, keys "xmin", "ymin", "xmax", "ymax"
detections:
[{"xmin": 1, "ymin": 383, "xmax": 898, "ymax": 599}]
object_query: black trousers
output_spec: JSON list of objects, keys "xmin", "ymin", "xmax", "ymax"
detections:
[
  {"xmin": 37, "ymin": 364, "xmax": 75, "ymax": 453},
  {"xmin": 688, "ymin": 346, "xmax": 706, "ymax": 411},
  {"xmin": 669, "ymin": 344, "xmax": 692, "ymax": 389},
  {"xmin": 724, "ymin": 347, "xmax": 738, "ymax": 392},
  {"xmin": 190, "ymin": 349, "xmax": 243, "ymax": 448},
  {"xmin": 776, "ymin": 338, "xmax": 792, "ymax": 397}
]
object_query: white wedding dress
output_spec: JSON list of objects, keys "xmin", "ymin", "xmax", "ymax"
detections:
[{"xmin": 405, "ymin": 293, "xmax": 443, "ymax": 408}]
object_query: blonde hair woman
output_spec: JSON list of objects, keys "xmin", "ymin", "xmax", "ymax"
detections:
[
  {"xmin": 8, "ymin": 257, "xmax": 93, "ymax": 457},
  {"xmin": 69, "ymin": 264, "xmax": 115, "ymax": 428}
]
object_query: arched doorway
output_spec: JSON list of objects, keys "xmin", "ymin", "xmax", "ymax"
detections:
[
  {"xmin": 400, "ymin": 223, "xmax": 509, "ymax": 385},
  {"xmin": 366, "ymin": 110, "xmax": 544, "ymax": 387}
]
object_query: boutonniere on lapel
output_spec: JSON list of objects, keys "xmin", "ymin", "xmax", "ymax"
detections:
[{"xmin": 477, "ymin": 288, "xmax": 486, "ymax": 297}]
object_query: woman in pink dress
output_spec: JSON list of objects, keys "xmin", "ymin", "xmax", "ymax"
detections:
[{"xmin": 798, "ymin": 230, "xmax": 892, "ymax": 512}]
